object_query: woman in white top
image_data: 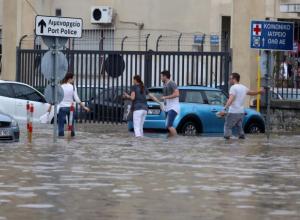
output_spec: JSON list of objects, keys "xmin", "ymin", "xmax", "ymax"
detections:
[{"xmin": 49, "ymin": 72, "xmax": 90, "ymax": 137}]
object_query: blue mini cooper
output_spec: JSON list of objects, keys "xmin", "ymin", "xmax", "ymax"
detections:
[{"xmin": 128, "ymin": 86, "xmax": 265, "ymax": 136}]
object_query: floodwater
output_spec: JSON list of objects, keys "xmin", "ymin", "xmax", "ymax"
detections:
[{"xmin": 0, "ymin": 123, "xmax": 299, "ymax": 220}]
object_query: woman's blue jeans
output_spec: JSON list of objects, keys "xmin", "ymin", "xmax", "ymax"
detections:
[{"xmin": 58, "ymin": 107, "xmax": 75, "ymax": 137}]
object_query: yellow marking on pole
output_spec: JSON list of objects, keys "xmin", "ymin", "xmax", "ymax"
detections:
[{"xmin": 257, "ymin": 54, "xmax": 261, "ymax": 112}]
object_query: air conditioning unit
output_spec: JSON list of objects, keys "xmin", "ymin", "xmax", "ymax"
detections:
[{"xmin": 91, "ymin": 6, "xmax": 113, "ymax": 24}]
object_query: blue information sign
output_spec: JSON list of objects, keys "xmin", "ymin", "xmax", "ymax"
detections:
[
  {"xmin": 210, "ymin": 35, "xmax": 219, "ymax": 45},
  {"xmin": 250, "ymin": 20, "xmax": 294, "ymax": 51},
  {"xmin": 194, "ymin": 35, "xmax": 205, "ymax": 44}
]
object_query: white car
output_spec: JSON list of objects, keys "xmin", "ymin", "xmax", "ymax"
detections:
[{"xmin": 0, "ymin": 80, "xmax": 50, "ymax": 122}]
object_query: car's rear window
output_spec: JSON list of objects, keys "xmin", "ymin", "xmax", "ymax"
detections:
[
  {"xmin": 204, "ymin": 90, "xmax": 227, "ymax": 105},
  {"xmin": 148, "ymin": 88, "xmax": 163, "ymax": 100},
  {"xmin": 0, "ymin": 84, "xmax": 14, "ymax": 98},
  {"xmin": 180, "ymin": 90, "xmax": 204, "ymax": 103}
]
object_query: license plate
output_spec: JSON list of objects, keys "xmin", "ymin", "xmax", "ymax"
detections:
[
  {"xmin": 148, "ymin": 109, "xmax": 161, "ymax": 115},
  {"xmin": 0, "ymin": 130, "xmax": 10, "ymax": 137}
]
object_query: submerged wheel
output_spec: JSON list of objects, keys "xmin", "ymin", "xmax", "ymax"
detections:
[
  {"xmin": 181, "ymin": 121, "xmax": 200, "ymax": 136},
  {"xmin": 245, "ymin": 122, "xmax": 264, "ymax": 134}
]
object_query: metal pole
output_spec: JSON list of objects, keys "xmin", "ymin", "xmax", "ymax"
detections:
[
  {"xmin": 53, "ymin": 37, "xmax": 59, "ymax": 143},
  {"xmin": 265, "ymin": 50, "xmax": 271, "ymax": 140},
  {"xmin": 178, "ymin": 33, "xmax": 182, "ymax": 51},
  {"xmin": 121, "ymin": 36, "xmax": 128, "ymax": 51},
  {"xmin": 156, "ymin": 35, "xmax": 162, "ymax": 51},
  {"xmin": 145, "ymin": 34, "xmax": 150, "ymax": 51}
]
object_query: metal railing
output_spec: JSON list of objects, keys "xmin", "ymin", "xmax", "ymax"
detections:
[{"xmin": 16, "ymin": 49, "xmax": 231, "ymax": 123}]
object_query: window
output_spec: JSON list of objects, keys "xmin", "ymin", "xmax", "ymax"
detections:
[
  {"xmin": 55, "ymin": 8, "xmax": 62, "ymax": 16},
  {"xmin": 0, "ymin": 84, "xmax": 14, "ymax": 98},
  {"xmin": 12, "ymin": 84, "xmax": 45, "ymax": 103},
  {"xmin": 204, "ymin": 90, "xmax": 227, "ymax": 105},
  {"xmin": 73, "ymin": 29, "xmax": 115, "ymax": 50},
  {"xmin": 148, "ymin": 88, "xmax": 163, "ymax": 100},
  {"xmin": 180, "ymin": 90, "xmax": 204, "ymax": 103}
]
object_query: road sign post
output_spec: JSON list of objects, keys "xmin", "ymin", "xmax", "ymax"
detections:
[
  {"xmin": 250, "ymin": 20, "xmax": 294, "ymax": 140},
  {"xmin": 37, "ymin": 15, "xmax": 82, "ymax": 143},
  {"xmin": 53, "ymin": 37, "xmax": 58, "ymax": 143}
]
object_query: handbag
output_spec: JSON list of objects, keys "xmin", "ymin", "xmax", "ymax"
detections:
[
  {"xmin": 123, "ymin": 99, "xmax": 134, "ymax": 122},
  {"xmin": 39, "ymin": 111, "xmax": 54, "ymax": 124},
  {"xmin": 39, "ymin": 112, "xmax": 49, "ymax": 124},
  {"xmin": 39, "ymin": 106, "xmax": 55, "ymax": 124}
]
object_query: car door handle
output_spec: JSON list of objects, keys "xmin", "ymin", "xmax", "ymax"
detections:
[
  {"xmin": 211, "ymin": 109, "xmax": 218, "ymax": 112},
  {"xmin": 16, "ymin": 103, "xmax": 23, "ymax": 106}
]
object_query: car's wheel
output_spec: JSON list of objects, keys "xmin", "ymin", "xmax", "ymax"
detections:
[
  {"xmin": 245, "ymin": 122, "xmax": 264, "ymax": 134},
  {"xmin": 181, "ymin": 121, "xmax": 200, "ymax": 136}
]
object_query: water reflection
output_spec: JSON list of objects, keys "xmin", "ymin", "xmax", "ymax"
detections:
[{"xmin": 0, "ymin": 124, "xmax": 299, "ymax": 220}]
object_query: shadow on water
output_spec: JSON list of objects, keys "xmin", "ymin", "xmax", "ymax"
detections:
[{"xmin": 0, "ymin": 123, "xmax": 299, "ymax": 220}]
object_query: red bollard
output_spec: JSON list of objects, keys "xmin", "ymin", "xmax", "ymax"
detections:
[
  {"xmin": 26, "ymin": 101, "xmax": 30, "ymax": 127},
  {"xmin": 28, "ymin": 103, "xmax": 34, "ymax": 143},
  {"xmin": 26, "ymin": 102, "xmax": 30, "ymax": 143}
]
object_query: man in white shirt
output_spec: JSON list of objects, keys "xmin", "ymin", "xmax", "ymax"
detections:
[
  {"xmin": 220, "ymin": 72, "xmax": 264, "ymax": 139},
  {"xmin": 161, "ymin": 70, "xmax": 180, "ymax": 137}
]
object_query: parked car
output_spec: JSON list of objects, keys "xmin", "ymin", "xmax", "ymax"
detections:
[
  {"xmin": 128, "ymin": 86, "xmax": 265, "ymax": 135},
  {"xmin": 84, "ymin": 87, "xmax": 127, "ymax": 122},
  {"xmin": 0, "ymin": 80, "xmax": 50, "ymax": 122},
  {"xmin": 0, "ymin": 111, "xmax": 20, "ymax": 142}
]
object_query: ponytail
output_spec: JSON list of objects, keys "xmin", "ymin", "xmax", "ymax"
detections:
[
  {"xmin": 140, "ymin": 81, "xmax": 144, "ymax": 94},
  {"xmin": 133, "ymin": 75, "xmax": 145, "ymax": 94}
]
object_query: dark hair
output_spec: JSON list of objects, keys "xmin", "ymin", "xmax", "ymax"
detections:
[
  {"xmin": 62, "ymin": 72, "xmax": 74, "ymax": 84},
  {"xmin": 160, "ymin": 70, "xmax": 171, "ymax": 79},
  {"xmin": 133, "ymin": 75, "xmax": 145, "ymax": 93},
  {"xmin": 230, "ymin": 72, "xmax": 240, "ymax": 82}
]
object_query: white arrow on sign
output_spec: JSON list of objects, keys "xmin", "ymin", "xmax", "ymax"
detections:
[{"xmin": 35, "ymin": 15, "xmax": 83, "ymax": 38}]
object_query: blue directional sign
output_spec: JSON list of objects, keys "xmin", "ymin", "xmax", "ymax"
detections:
[{"xmin": 250, "ymin": 20, "xmax": 294, "ymax": 51}]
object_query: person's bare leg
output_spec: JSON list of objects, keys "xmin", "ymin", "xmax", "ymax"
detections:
[{"xmin": 168, "ymin": 127, "xmax": 177, "ymax": 137}]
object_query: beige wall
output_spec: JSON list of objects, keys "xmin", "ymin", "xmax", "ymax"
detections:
[
  {"xmin": 232, "ymin": 0, "xmax": 265, "ymax": 93},
  {"xmin": 267, "ymin": 0, "xmax": 300, "ymax": 19},
  {"xmin": 1, "ymin": 0, "xmax": 300, "ymax": 85},
  {"xmin": 1, "ymin": 0, "xmax": 232, "ymax": 80},
  {"xmin": 0, "ymin": 0, "xmax": 3, "ymax": 27},
  {"xmin": 2, "ymin": 0, "xmax": 22, "ymax": 80}
]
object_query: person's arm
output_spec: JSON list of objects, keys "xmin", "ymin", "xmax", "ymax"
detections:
[
  {"xmin": 148, "ymin": 93, "xmax": 160, "ymax": 103},
  {"xmin": 218, "ymin": 94, "xmax": 235, "ymax": 116},
  {"xmin": 124, "ymin": 91, "xmax": 136, "ymax": 101},
  {"xmin": 247, "ymin": 88, "xmax": 264, "ymax": 96},
  {"xmin": 162, "ymin": 89, "xmax": 179, "ymax": 100},
  {"xmin": 74, "ymin": 87, "xmax": 90, "ymax": 112},
  {"xmin": 47, "ymin": 104, "xmax": 52, "ymax": 112},
  {"xmin": 224, "ymin": 94, "xmax": 235, "ymax": 110}
]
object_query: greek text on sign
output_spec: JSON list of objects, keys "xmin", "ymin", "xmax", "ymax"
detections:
[
  {"xmin": 250, "ymin": 20, "xmax": 294, "ymax": 51},
  {"xmin": 35, "ymin": 15, "xmax": 82, "ymax": 38}
]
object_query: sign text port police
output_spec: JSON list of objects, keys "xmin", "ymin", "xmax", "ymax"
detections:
[{"xmin": 35, "ymin": 15, "xmax": 82, "ymax": 38}]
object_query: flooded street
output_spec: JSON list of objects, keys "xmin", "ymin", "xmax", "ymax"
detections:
[{"xmin": 0, "ymin": 124, "xmax": 300, "ymax": 220}]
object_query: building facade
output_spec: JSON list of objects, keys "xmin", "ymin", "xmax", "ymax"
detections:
[{"xmin": 1, "ymin": 0, "xmax": 300, "ymax": 94}]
